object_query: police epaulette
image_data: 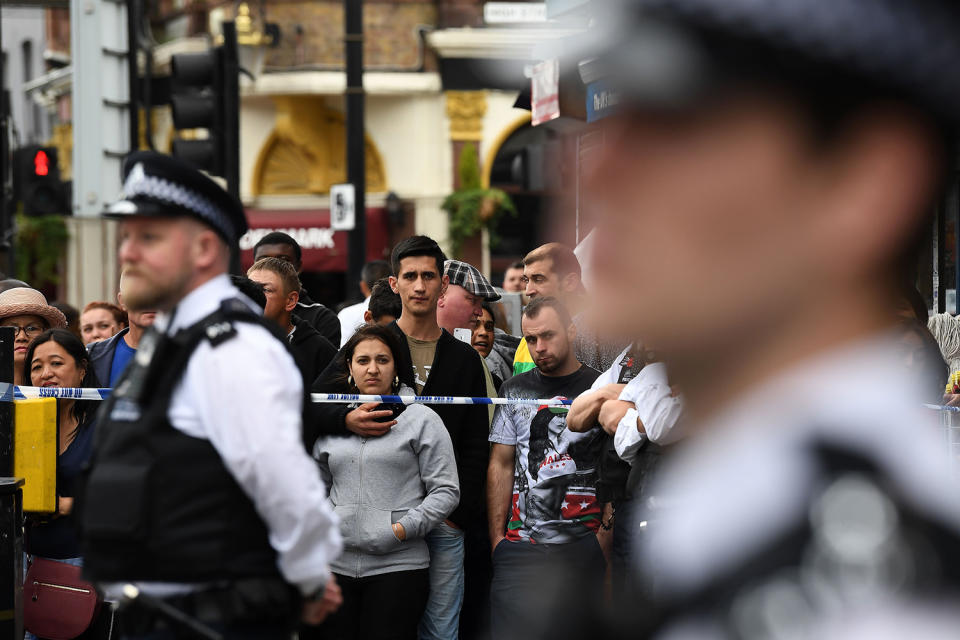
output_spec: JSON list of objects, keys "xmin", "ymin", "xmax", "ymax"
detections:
[{"xmin": 204, "ymin": 319, "xmax": 238, "ymax": 346}]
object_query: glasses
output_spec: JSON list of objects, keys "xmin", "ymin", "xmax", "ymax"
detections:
[{"xmin": 0, "ymin": 324, "xmax": 44, "ymax": 338}]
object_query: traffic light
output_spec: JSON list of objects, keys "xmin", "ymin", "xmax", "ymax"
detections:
[
  {"xmin": 13, "ymin": 146, "xmax": 69, "ymax": 216},
  {"xmin": 168, "ymin": 22, "xmax": 239, "ymax": 196}
]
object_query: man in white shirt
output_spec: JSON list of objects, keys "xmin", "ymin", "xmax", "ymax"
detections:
[
  {"xmin": 568, "ymin": 345, "xmax": 684, "ymax": 596},
  {"xmin": 81, "ymin": 152, "xmax": 343, "ymax": 639},
  {"xmin": 337, "ymin": 260, "xmax": 391, "ymax": 346}
]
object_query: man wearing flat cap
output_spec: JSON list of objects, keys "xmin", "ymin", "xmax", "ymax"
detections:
[
  {"xmin": 557, "ymin": 0, "xmax": 960, "ymax": 638},
  {"xmin": 80, "ymin": 152, "xmax": 343, "ymax": 638},
  {"xmin": 437, "ymin": 259, "xmax": 501, "ymax": 336}
]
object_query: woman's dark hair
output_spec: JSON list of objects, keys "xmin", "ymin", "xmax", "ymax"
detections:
[
  {"xmin": 25, "ymin": 328, "xmax": 102, "ymax": 428},
  {"xmin": 334, "ymin": 324, "xmax": 406, "ymax": 392}
]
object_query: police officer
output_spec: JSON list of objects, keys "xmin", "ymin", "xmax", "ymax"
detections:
[
  {"xmin": 80, "ymin": 152, "xmax": 343, "ymax": 639},
  {"xmin": 570, "ymin": 1, "xmax": 960, "ymax": 638}
]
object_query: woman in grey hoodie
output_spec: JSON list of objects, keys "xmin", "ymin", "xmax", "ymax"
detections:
[{"xmin": 312, "ymin": 324, "xmax": 459, "ymax": 640}]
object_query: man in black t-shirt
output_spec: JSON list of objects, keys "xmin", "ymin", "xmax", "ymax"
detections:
[{"xmin": 487, "ymin": 296, "xmax": 601, "ymax": 639}]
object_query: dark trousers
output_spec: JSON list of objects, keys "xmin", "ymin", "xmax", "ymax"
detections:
[
  {"xmin": 460, "ymin": 523, "xmax": 492, "ymax": 640},
  {"xmin": 308, "ymin": 569, "xmax": 429, "ymax": 640},
  {"xmin": 611, "ymin": 497, "xmax": 637, "ymax": 597},
  {"xmin": 490, "ymin": 535, "xmax": 606, "ymax": 640}
]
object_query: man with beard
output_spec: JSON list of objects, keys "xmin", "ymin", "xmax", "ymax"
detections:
[
  {"xmin": 487, "ymin": 296, "xmax": 602, "ymax": 639},
  {"xmin": 80, "ymin": 152, "xmax": 343, "ymax": 638}
]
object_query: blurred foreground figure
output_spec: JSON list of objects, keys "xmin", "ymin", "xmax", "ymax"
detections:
[{"xmin": 580, "ymin": 1, "xmax": 960, "ymax": 638}]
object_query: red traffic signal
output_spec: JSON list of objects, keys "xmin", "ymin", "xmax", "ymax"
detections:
[{"xmin": 34, "ymin": 150, "xmax": 50, "ymax": 177}]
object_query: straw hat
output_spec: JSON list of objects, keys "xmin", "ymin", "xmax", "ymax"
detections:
[{"xmin": 0, "ymin": 288, "xmax": 68, "ymax": 329}]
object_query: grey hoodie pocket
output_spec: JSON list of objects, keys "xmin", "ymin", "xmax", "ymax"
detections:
[
  {"xmin": 333, "ymin": 504, "xmax": 359, "ymax": 549},
  {"xmin": 360, "ymin": 508, "xmax": 402, "ymax": 555}
]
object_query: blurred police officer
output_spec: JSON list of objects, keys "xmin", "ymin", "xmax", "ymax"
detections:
[
  {"xmin": 80, "ymin": 152, "xmax": 343, "ymax": 639},
  {"xmin": 574, "ymin": 1, "xmax": 960, "ymax": 638}
]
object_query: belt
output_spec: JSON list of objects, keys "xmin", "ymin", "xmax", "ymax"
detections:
[{"xmin": 118, "ymin": 578, "xmax": 299, "ymax": 636}]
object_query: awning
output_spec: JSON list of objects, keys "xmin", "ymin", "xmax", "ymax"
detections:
[{"xmin": 240, "ymin": 208, "xmax": 390, "ymax": 272}]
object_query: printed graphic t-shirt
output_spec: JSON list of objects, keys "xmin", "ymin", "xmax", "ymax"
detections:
[
  {"xmin": 490, "ymin": 364, "xmax": 602, "ymax": 544},
  {"xmin": 406, "ymin": 335, "xmax": 438, "ymax": 394}
]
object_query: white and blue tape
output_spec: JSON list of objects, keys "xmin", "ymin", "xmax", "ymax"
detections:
[
  {"xmin": 3, "ymin": 385, "xmax": 959, "ymax": 412},
  {"xmin": 0, "ymin": 384, "xmax": 572, "ymax": 407}
]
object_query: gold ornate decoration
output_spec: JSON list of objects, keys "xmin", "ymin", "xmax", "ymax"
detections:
[
  {"xmin": 252, "ymin": 96, "xmax": 387, "ymax": 196},
  {"xmin": 445, "ymin": 91, "xmax": 487, "ymax": 142}
]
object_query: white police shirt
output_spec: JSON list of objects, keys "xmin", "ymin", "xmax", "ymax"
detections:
[
  {"xmin": 135, "ymin": 274, "xmax": 342, "ymax": 597},
  {"xmin": 640, "ymin": 335, "xmax": 960, "ymax": 639}
]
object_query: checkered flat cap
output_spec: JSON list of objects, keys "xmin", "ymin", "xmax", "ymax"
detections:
[{"xmin": 445, "ymin": 260, "xmax": 501, "ymax": 302}]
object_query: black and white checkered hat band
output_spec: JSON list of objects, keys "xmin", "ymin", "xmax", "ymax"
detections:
[{"xmin": 117, "ymin": 162, "xmax": 236, "ymax": 240}]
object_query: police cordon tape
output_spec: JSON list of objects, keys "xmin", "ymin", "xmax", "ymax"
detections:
[
  {"xmin": 0, "ymin": 384, "xmax": 574, "ymax": 407},
  {"xmin": 3, "ymin": 384, "xmax": 960, "ymax": 412}
]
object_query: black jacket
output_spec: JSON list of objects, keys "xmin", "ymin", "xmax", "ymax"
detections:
[
  {"xmin": 288, "ymin": 314, "xmax": 337, "ymax": 393},
  {"xmin": 311, "ymin": 322, "xmax": 490, "ymax": 529},
  {"xmin": 297, "ymin": 290, "xmax": 341, "ymax": 347},
  {"xmin": 87, "ymin": 328, "xmax": 130, "ymax": 388}
]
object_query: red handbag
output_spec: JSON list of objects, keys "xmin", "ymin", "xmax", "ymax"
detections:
[{"xmin": 24, "ymin": 557, "xmax": 102, "ymax": 640}]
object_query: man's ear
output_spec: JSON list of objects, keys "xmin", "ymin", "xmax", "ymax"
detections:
[
  {"xmin": 813, "ymin": 107, "xmax": 941, "ymax": 282},
  {"xmin": 363, "ymin": 310, "xmax": 373, "ymax": 323},
  {"xmin": 561, "ymin": 272, "xmax": 581, "ymax": 294},
  {"xmin": 389, "ymin": 276, "xmax": 399, "ymax": 294},
  {"xmin": 441, "ymin": 274, "xmax": 450, "ymax": 296},
  {"xmin": 285, "ymin": 289, "xmax": 299, "ymax": 313},
  {"xmin": 567, "ymin": 322, "xmax": 578, "ymax": 345}
]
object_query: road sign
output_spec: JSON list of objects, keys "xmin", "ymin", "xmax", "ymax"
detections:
[
  {"xmin": 330, "ymin": 184, "xmax": 356, "ymax": 231},
  {"xmin": 484, "ymin": 2, "xmax": 547, "ymax": 24}
]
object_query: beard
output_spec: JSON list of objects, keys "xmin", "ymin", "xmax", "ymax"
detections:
[
  {"xmin": 121, "ymin": 267, "xmax": 193, "ymax": 312},
  {"xmin": 533, "ymin": 352, "xmax": 565, "ymax": 374}
]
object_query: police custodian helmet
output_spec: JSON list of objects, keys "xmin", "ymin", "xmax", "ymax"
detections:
[
  {"xmin": 104, "ymin": 151, "xmax": 248, "ymax": 245},
  {"xmin": 577, "ymin": 0, "xmax": 960, "ymax": 130}
]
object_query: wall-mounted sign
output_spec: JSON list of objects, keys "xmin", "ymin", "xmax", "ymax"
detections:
[
  {"xmin": 484, "ymin": 2, "xmax": 547, "ymax": 24},
  {"xmin": 585, "ymin": 81, "xmax": 622, "ymax": 123},
  {"xmin": 531, "ymin": 58, "xmax": 560, "ymax": 126},
  {"xmin": 330, "ymin": 183, "xmax": 356, "ymax": 231}
]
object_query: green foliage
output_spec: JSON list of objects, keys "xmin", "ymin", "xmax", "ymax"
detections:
[
  {"xmin": 16, "ymin": 214, "xmax": 69, "ymax": 290},
  {"xmin": 458, "ymin": 143, "xmax": 482, "ymax": 190},
  {"xmin": 444, "ymin": 143, "xmax": 517, "ymax": 258}
]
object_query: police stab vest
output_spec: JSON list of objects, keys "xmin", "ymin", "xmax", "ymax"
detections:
[{"xmin": 80, "ymin": 299, "xmax": 287, "ymax": 584}]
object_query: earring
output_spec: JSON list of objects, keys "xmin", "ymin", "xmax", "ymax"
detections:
[
  {"xmin": 347, "ymin": 375, "xmax": 354, "ymax": 387},
  {"xmin": 393, "ymin": 376, "xmax": 400, "ymax": 391}
]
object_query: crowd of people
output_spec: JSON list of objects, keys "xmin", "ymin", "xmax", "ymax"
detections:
[{"xmin": 9, "ymin": 160, "xmax": 681, "ymax": 639}]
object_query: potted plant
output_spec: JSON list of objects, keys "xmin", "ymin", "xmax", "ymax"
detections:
[{"xmin": 442, "ymin": 143, "xmax": 517, "ymax": 258}]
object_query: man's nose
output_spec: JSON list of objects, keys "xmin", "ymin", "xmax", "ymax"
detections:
[{"xmin": 118, "ymin": 238, "xmax": 138, "ymax": 264}]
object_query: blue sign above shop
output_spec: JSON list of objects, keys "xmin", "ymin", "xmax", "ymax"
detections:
[{"xmin": 586, "ymin": 82, "xmax": 622, "ymax": 122}]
